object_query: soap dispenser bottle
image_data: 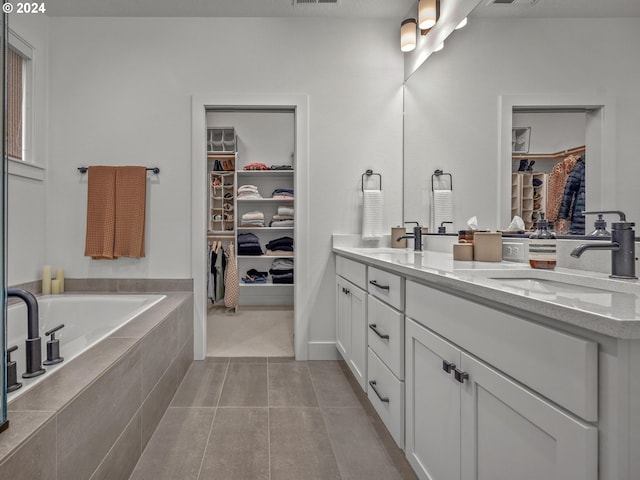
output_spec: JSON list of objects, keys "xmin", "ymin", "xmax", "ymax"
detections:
[
  {"xmin": 587, "ymin": 214, "xmax": 611, "ymax": 237},
  {"xmin": 529, "ymin": 213, "xmax": 556, "ymax": 269}
]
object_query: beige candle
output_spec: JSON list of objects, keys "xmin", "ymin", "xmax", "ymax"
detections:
[
  {"xmin": 51, "ymin": 279, "xmax": 61, "ymax": 294},
  {"xmin": 42, "ymin": 265, "xmax": 52, "ymax": 295},
  {"xmin": 56, "ymin": 268, "xmax": 65, "ymax": 293}
]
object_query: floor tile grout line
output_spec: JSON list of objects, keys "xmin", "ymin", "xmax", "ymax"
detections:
[
  {"xmin": 194, "ymin": 358, "xmax": 229, "ymax": 480},
  {"xmin": 267, "ymin": 357, "xmax": 272, "ymax": 480},
  {"xmin": 306, "ymin": 362, "xmax": 346, "ymax": 480}
]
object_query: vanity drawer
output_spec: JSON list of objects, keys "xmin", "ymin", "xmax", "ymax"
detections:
[
  {"xmin": 336, "ymin": 256, "xmax": 366, "ymax": 289},
  {"xmin": 367, "ymin": 348, "xmax": 404, "ymax": 449},
  {"xmin": 368, "ymin": 295, "xmax": 404, "ymax": 379},
  {"xmin": 405, "ymin": 280, "xmax": 598, "ymax": 421},
  {"xmin": 367, "ymin": 266, "xmax": 404, "ymax": 311}
]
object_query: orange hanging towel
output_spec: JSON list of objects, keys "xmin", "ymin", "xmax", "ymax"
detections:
[
  {"xmin": 113, "ymin": 166, "xmax": 147, "ymax": 258},
  {"xmin": 84, "ymin": 166, "xmax": 117, "ymax": 259},
  {"xmin": 84, "ymin": 166, "xmax": 147, "ymax": 259}
]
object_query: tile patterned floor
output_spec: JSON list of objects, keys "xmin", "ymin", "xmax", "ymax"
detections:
[
  {"xmin": 207, "ymin": 307, "xmax": 294, "ymax": 357},
  {"xmin": 129, "ymin": 357, "xmax": 417, "ymax": 480}
]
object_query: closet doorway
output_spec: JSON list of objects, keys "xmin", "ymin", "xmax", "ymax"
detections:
[
  {"xmin": 206, "ymin": 108, "xmax": 295, "ymax": 357},
  {"xmin": 498, "ymin": 94, "xmax": 615, "ymax": 230},
  {"xmin": 191, "ymin": 95, "xmax": 309, "ymax": 361}
]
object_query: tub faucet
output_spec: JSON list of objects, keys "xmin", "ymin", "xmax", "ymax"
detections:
[
  {"xmin": 570, "ymin": 210, "xmax": 637, "ymax": 279},
  {"xmin": 397, "ymin": 222, "xmax": 426, "ymax": 251},
  {"xmin": 7, "ymin": 289, "xmax": 46, "ymax": 378}
]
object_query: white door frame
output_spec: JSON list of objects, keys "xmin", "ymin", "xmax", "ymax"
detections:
[{"xmin": 191, "ymin": 93, "xmax": 309, "ymax": 360}]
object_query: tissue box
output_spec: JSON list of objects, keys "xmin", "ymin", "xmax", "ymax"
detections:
[
  {"xmin": 473, "ymin": 232, "xmax": 502, "ymax": 262},
  {"xmin": 453, "ymin": 243, "xmax": 473, "ymax": 261}
]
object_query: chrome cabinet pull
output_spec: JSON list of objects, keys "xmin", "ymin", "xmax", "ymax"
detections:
[
  {"xmin": 369, "ymin": 280, "xmax": 390, "ymax": 290},
  {"xmin": 368, "ymin": 380, "xmax": 390, "ymax": 403},
  {"xmin": 369, "ymin": 324, "xmax": 390, "ymax": 340}
]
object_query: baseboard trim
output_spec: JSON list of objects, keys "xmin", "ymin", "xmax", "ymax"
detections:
[{"xmin": 307, "ymin": 341, "xmax": 340, "ymax": 360}]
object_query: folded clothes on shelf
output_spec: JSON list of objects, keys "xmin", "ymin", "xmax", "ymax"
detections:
[
  {"xmin": 270, "ymin": 219, "xmax": 294, "ymax": 227},
  {"xmin": 277, "ymin": 206, "xmax": 294, "ymax": 217},
  {"xmin": 243, "ymin": 163, "xmax": 269, "ymax": 171},
  {"xmin": 238, "ymin": 185, "xmax": 263, "ymax": 199},
  {"xmin": 237, "ymin": 232, "xmax": 264, "ymax": 255},
  {"xmin": 266, "ymin": 236, "xmax": 294, "ymax": 251},
  {"xmin": 269, "ymin": 165, "xmax": 293, "ymax": 170},
  {"xmin": 241, "ymin": 276, "xmax": 267, "ymax": 284},
  {"xmin": 241, "ymin": 210, "xmax": 265, "ymax": 227},
  {"xmin": 271, "ymin": 272, "xmax": 294, "ymax": 284},
  {"xmin": 272, "ymin": 188, "xmax": 294, "ymax": 199},
  {"xmin": 270, "ymin": 258, "xmax": 294, "ymax": 276}
]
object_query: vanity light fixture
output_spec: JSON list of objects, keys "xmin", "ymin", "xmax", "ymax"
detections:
[
  {"xmin": 401, "ymin": 0, "xmax": 441, "ymax": 52},
  {"xmin": 418, "ymin": 0, "xmax": 437, "ymax": 30},
  {"xmin": 401, "ymin": 18, "xmax": 418, "ymax": 52}
]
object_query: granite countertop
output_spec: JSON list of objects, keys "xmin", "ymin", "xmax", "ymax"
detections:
[{"xmin": 333, "ymin": 246, "xmax": 640, "ymax": 340}]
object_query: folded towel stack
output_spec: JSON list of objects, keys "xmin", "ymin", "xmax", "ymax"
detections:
[
  {"xmin": 237, "ymin": 232, "xmax": 263, "ymax": 256},
  {"xmin": 238, "ymin": 185, "xmax": 263, "ymax": 200},
  {"xmin": 265, "ymin": 236, "xmax": 293, "ymax": 256},
  {"xmin": 272, "ymin": 188, "xmax": 294, "ymax": 200},
  {"xmin": 241, "ymin": 210, "xmax": 265, "ymax": 227},
  {"xmin": 270, "ymin": 258, "xmax": 294, "ymax": 284}
]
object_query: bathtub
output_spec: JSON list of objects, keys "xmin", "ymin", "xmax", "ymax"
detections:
[{"xmin": 6, "ymin": 293, "xmax": 165, "ymax": 400}]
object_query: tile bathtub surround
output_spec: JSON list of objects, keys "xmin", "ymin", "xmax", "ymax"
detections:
[
  {"xmin": 0, "ymin": 291, "xmax": 194, "ymax": 480},
  {"xmin": 131, "ymin": 358, "xmax": 417, "ymax": 480},
  {"xmin": 9, "ymin": 277, "xmax": 193, "ymax": 294}
]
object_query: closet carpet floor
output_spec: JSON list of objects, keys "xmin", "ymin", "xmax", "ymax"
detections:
[
  {"xmin": 129, "ymin": 358, "xmax": 417, "ymax": 480},
  {"xmin": 207, "ymin": 306, "xmax": 294, "ymax": 357}
]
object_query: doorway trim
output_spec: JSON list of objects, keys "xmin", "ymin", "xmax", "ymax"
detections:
[
  {"xmin": 498, "ymin": 93, "xmax": 616, "ymax": 229},
  {"xmin": 191, "ymin": 93, "xmax": 309, "ymax": 360}
]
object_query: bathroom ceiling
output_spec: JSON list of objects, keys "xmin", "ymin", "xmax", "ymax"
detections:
[{"xmin": 44, "ymin": 0, "xmax": 640, "ymax": 19}]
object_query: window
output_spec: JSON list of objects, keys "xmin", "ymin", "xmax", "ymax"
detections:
[
  {"xmin": 7, "ymin": 48, "xmax": 24, "ymax": 160},
  {"xmin": 7, "ymin": 32, "xmax": 33, "ymax": 164}
]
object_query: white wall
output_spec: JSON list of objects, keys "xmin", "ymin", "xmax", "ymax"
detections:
[
  {"xmin": 47, "ymin": 17, "xmax": 404, "ymax": 356},
  {"xmin": 404, "ymin": 17, "xmax": 640, "ymax": 231},
  {"xmin": 6, "ymin": 13, "xmax": 49, "ymax": 285}
]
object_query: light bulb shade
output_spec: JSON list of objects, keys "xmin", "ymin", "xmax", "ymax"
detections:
[
  {"xmin": 434, "ymin": 42, "xmax": 444, "ymax": 52},
  {"xmin": 418, "ymin": 0, "xmax": 437, "ymax": 30},
  {"xmin": 401, "ymin": 18, "xmax": 417, "ymax": 52},
  {"xmin": 455, "ymin": 17, "xmax": 468, "ymax": 30}
]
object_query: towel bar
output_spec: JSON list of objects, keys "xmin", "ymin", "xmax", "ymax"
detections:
[{"xmin": 78, "ymin": 166, "xmax": 160, "ymax": 174}]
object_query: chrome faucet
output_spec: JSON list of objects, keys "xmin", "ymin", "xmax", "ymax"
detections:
[
  {"xmin": 7, "ymin": 289, "xmax": 45, "ymax": 378},
  {"xmin": 397, "ymin": 222, "xmax": 426, "ymax": 251},
  {"xmin": 570, "ymin": 210, "xmax": 637, "ymax": 279}
]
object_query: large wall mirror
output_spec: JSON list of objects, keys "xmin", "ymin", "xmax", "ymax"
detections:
[{"xmin": 403, "ymin": 2, "xmax": 640, "ymax": 236}]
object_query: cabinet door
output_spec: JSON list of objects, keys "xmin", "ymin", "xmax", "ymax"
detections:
[
  {"xmin": 349, "ymin": 285, "xmax": 367, "ymax": 390},
  {"xmin": 336, "ymin": 276, "xmax": 351, "ymax": 360},
  {"xmin": 405, "ymin": 318, "xmax": 461, "ymax": 480},
  {"xmin": 460, "ymin": 352, "xmax": 597, "ymax": 480}
]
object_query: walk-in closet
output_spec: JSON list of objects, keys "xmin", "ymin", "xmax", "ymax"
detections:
[
  {"xmin": 205, "ymin": 108, "xmax": 296, "ymax": 357},
  {"xmin": 511, "ymin": 110, "xmax": 587, "ymax": 234}
]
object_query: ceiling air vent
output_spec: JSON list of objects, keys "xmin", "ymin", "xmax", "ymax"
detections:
[
  {"xmin": 486, "ymin": 0, "xmax": 539, "ymax": 5},
  {"xmin": 294, "ymin": 0, "xmax": 339, "ymax": 5}
]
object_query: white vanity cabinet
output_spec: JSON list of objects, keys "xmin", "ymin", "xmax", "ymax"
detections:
[
  {"xmin": 405, "ymin": 281, "xmax": 598, "ymax": 480},
  {"xmin": 335, "ymin": 256, "xmax": 367, "ymax": 390},
  {"xmin": 366, "ymin": 266, "xmax": 405, "ymax": 448}
]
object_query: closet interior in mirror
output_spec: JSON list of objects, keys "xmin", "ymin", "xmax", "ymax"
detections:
[{"xmin": 511, "ymin": 109, "xmax": 587, "ymax": 235}]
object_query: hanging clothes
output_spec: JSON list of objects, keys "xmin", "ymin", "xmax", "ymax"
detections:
[
  {"xmin": 547, "ymin": 154, "xmax": 579, "ymax": 234},
  {"xmin": 224, "ymin": 243, "xmax": 239, "ymax": 309},
  {"xmin": 208, "ymin": 244, "xmax": 215, "ymax": 302},
  {"xmin": 557, "ymin": 157, "xmax": 586, "ymax": 235},
  {"xmin": 214, "ymin": 243, "xmax": 226, "ymax": 302}
]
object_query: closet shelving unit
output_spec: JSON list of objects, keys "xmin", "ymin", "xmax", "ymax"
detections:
[
  {"xmin": 236, "ymin": 169, "xmax": 294, "ymax": 297},
  {"xmin": 512, "ymin": 145, "xmax": 584, "ymax": 230}
]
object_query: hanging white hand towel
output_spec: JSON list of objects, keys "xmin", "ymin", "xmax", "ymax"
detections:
[
  {"xmin": 431, "ymin": 189, "xmax": 454, "ymax": 232},
  {"xmin": 362, "ymin": 189, "xmax": 384, "ymax": 240}
]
